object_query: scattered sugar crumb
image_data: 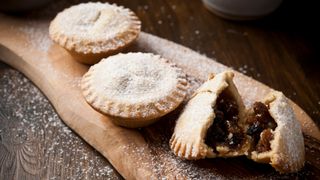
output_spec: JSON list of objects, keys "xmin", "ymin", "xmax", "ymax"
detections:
[
  {"xmin": 0, "ymin": 69, "xmax": 120, "ymax": 179},
  {"xmin": 17, "ymin": 21, "xmax": 52, "ymax": 52},
  {"xmin": 238, "ymin": 67, "xmax": 247, "ymax": 74}
]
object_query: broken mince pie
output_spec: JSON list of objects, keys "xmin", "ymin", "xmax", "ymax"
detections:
[
  {"xmin": 246, "ymin": 91, "xmax": 305, "ymax": 173},
  {"xmin": 170, "ymin": 70, "xmax": 305, "ymax": 173},
  {"xmin": 170, "ymin": 71, "xmax": 250, "ymax": 159}
]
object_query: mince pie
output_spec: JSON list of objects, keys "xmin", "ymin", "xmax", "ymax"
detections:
[
  {"xmin": 81, "ymin": 52, "xmax": 187, "ymax": 128},
  {"xmin": 49, "ymin": 2, "xmax": 141, "ymax": 64},
  {"xmin": 170, "ymin": 71, "xmax": 305, "ymax": 173}
]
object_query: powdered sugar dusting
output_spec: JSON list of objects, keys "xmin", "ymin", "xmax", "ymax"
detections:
[
  {"xmin": 134, "ymin": 32, "xmax": 227, "ymax": 80},
  {"xmin": 0, "ymin": 66, "xmax": 315, "ymax": 179},
  {"xmin": 49, "ymin": 2, "xmax": 141, "ymax": 54},
  {"xmin": 82, "ymin": 52, "xmax": 187, "ymax": 121},
  {"xmin": 0, "ymin": 68, "xmax": 120, "ymax": 179},
  {"xmin": 1, "ymin": 11, "xmax": 317, "ymax": 177},
  {"xmin": 17, "ymin": 21, "xmax": 52, "ymax": 52},
  {"xmin": 134, "ymin": 32, "xmax": 273, "ymax": 107},
  {"xmin": 264, "ymin": 92, "xmax": 305, "ymax": 172}
]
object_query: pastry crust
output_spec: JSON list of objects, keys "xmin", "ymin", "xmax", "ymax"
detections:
[
  {"xmin": 170, "ymin": 71, "xmax": 249, "ymax": 159},
  {"xmin": 49, "ymin": 2, "xmax": 141, "ymax": 64},
  {"xmin": 81, "ymin": 52, "xmax": 187, "ymax": 128},
  {"xmin": 249, "ymin": 91, "xmax": 305, "ymax": 173}
]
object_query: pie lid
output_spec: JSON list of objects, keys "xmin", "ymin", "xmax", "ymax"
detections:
[
  {"xmin": 81, "ymin": 52, "xmax": 187, "ymax": 123},
  {"xmin": 49, "ymin": 2, "xmax": 141, "ymax": 55}
]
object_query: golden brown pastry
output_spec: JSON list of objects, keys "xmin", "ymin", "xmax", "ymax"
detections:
[
  {"xmin": 170, "ymin": 70, "xmax": 305, "ymax": 173},
  {"xmin": 81, "ymin": 52, "xmax": 187, "ymax": 128},
  {"xmin": 246, "ymin": 91, "xmax": 305, "ymax": 173},
  {"xmin": 170, "ymin": 71, "xmax": 250, "ymax": 159},
  {"xmin": 49, "ymin": 2, "xmax": 141, "ymax": 64}
]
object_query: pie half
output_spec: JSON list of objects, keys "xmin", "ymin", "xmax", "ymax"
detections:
[
  {"xmin": 170, "ymin": 71, "xmax": 250, "ymax": 159},
  {"xmin": 246, "ymin": 91, "xmax": 305, "ymax": 173}
]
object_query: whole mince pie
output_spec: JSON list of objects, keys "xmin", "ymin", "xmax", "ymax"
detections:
[
  {"xmin": 170, "ymin": 71, "xmax": 250, "ymax": 159},
  {"xmin": 81, "ymin": 52, "xmax": 187, "ymax": 128},
  {"xmin": 170, "ymin": 71, "xmax": 305, "ymax": 173},
  {"xmin": 49, "ymin": 2, "xmax": 141, "ymax": 64}
]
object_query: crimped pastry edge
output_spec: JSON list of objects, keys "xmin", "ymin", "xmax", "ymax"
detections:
[
  {"xmin": 81, "ymin": 53, "xmax": 188, "ymax": 126},
  {"xmin": 170, "ymin": 71, "xmax": 250, "ymax": 159},
  {"xmin": 49, "ymin": 2, "xmax": 141, "ymax": 64}
]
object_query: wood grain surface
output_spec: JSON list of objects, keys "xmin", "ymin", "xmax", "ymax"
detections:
[{"xmin": 0, "ymin": 0, "xmax": 319, "ymax": 179}]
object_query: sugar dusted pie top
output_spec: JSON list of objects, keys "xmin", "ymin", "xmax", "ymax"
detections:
[
  {"xmin": 49, "ymin": 2, "xmax": 141, "ymax": 54},
  {"xmin": 81, "ymin": 52, "xmax": 187, "ymax": 121}
]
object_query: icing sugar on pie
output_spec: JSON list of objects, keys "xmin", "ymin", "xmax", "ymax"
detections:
[
  {"xmin": 170, "ymin": 71, "xmax": 250, "ymax": 159},
  {"xmin": 49, "ymin": 2, "xmax": 141, "ymax": 64},
  {"xmin": 247, "ymin": 91, "xmax": 305, "ymax": 173},
  {"xmin": 170, "ymin": 71, "xmax": 305, "ymax": 173},
  {"xmin": 81, "ymin": 52, "xmax": 187, "ymax": 128}
]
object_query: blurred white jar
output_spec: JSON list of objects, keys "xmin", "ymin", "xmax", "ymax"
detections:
[{"xmin": 202, "ymin": 0, "xmax": 283, "ymax": 20}]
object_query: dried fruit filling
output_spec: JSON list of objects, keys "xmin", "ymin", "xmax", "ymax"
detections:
[
  {"xmin": 246, "ymin": 102, "xmax": 277, "ymax": 153},
  {"xmin": 205, "ymin": 90, "xmax": 244, "ymax": 152}
]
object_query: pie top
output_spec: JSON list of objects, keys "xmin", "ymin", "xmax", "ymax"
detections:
[
  {"xmin": 49, "ymin": 2, "xmax": 141, "ymax": 54},
  {"xmin": 81, "ymin": 52, "xmax": 187, "ymax": 122}
]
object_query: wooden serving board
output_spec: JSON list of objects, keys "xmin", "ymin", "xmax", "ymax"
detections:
[{"xmin": 0, "ymin": 14, "xmax": 319, "ymax": 179}]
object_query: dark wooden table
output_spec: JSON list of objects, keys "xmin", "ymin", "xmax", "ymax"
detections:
[{"xmin": 1, "ymin": 0, "xmax": 319, "ymax": 179}]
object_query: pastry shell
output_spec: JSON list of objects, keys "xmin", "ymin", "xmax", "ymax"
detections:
[
  {"xmin": 170, "ymin": 70, "xmax": 305, "ymax": 173},
  {"xmin": 170, "ymin": 71, "xmax": 250, "ymax": 159},
  {"xmin": 49, "ymin": 2, "xmax": 141, "ymax": 64},
  {"xmin": 249, "ymin": 91, "xmax": 305, "ymax": 173},
  {"xmin": 81, "ymin": 52, "xmax": 187, "ymax": 128}
]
